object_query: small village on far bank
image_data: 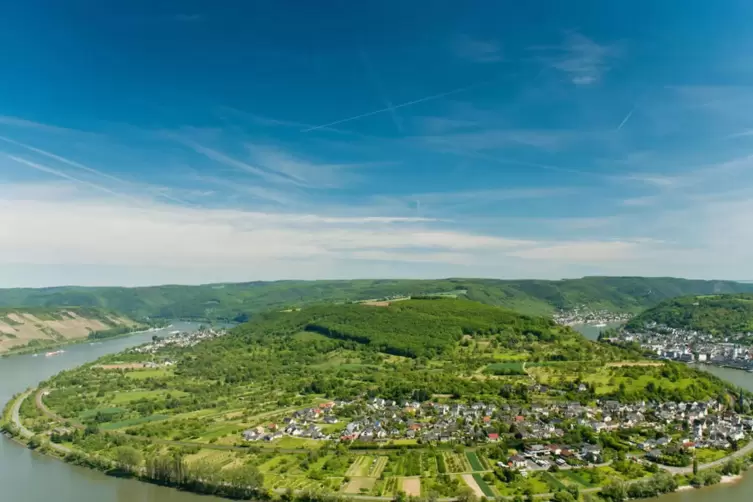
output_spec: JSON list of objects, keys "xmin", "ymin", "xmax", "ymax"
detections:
[
  {"xmin": 130, "ymin": 326, "xmax": 228, "ymax": 353},
  {"xmin": 553, "ymin": 306, "xmax": 633, "ymax": 327},
  {"xmin": 607, "ymin": 322, "xmax": 753, "ymax": 372},
  {"xmin": 555, "ymin": 306, "xmax": 753, "ymax": 372}
]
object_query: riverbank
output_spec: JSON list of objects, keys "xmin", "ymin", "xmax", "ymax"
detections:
[{"xmin": 0, "ymin": 324, "xmax": 162, "ymax": 358}]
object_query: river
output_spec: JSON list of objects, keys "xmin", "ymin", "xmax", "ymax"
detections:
[
  {"xmin": 571, "ymin": 322, "xmax": 622, "ymax": 341},
  {"xmin": 0, "ymin": 322, "xmax": 226, "ymax": 502}
]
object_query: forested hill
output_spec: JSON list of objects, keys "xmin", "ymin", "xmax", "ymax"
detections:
[
  {"xmin": 179, "ymin": 298, "xmax": 627, "ymax": 384},
  {"xmin": 1, "ymin": 276, "xmax": 752, "ymax": 321},
  {"xmin": 625, "ymin": 294, "xmax": 753, "ymax": 335}
]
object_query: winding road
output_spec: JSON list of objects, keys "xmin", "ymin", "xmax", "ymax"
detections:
[{"xmin": 9, "ymin": 390, "xmax": 72, "ymax": 455}]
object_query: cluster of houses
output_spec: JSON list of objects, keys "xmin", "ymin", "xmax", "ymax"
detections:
[
  {"xmin": 612, "ymin": 323, "xmax": 753, "ymax": 370},
  {"xmin": 553, "ymin": 306, "xmax": 632, "ymax": 327},
  {"xmin": 506, "ymin": 443, "xmax": 604, "ymax": 473},
  {"xmin": 240, "ymin": 396, "xmax": 752, "ymax": 469},
  {"xmin": 131, "ymin": 327, "xmax": 227, "ymax": 354},
  {"xmin": 243, "ymin": 402, "xmax": 338, "ymax": 442}
]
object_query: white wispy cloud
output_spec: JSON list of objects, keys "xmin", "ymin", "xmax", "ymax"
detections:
[
  {"xmin": 245, "ymin": 144, "xmax": 374, "ymax": 189},
  {"xmin": 421, "ymin": 129, "xmax": 581, "ymax": 152},
  {"xmin": 0, "ymin": 135, "xmax": 189, "ymax": 205},
  {"xmin": 0, "ymin": 184, "xmax": 658, "ymax": 284},
  {"xmin": 6, "ymin": 155, "xmax": 134, "ymax": 201},
  {"xmin": 453, "ymin": 35, "xmax": 503, "ymax": 63},
  {"xmin": 414, "ymin": 116, "xmax": 479, "ymax": 134},
  {"xmin": 0, "ymin": 135, "xmax": 129, "ymax": 185},
  {"xmin": 532, "ymin": 32, "xmax": 619, "ymax": 86},
  {"xmin": 0, "ymin": 116, "xmax": 90, "ymax": 135},
  {"xmin": 177, "ymin": 138, "xmax": 299, "ymax": 186}
]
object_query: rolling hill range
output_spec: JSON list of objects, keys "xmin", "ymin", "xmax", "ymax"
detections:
[
  {"xmin": 0, "ymin": 307, "xmax": 141, "ymax": 353},
  {"xmin": 2, "ymin": 276, "xmax": 753, "ymax": 322},
  {"xmin": 626, "ymin": 293, "xmax": 753, "ymax": 335}
]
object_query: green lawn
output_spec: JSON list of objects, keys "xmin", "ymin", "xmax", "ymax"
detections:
[
  {"xmin": 695, "ymin": 448, "xmax": 727, "ymax": 463},
  {"xmin": 100, "ymin": 414, "xmax": 169, "ymax": 430},
  {"xmin": 472, "ymin": 473, "xmax": 495, "ymax": 497},
  {"xmin": 484, "ymin": 362, "xmax": 525, "ymax": 374},
  {"xmin": 465, "ymin": 451, "xmax": 484, "ymax": 471},
  {"xmin": 110, "ymin": 389, "xmax": 186, "ymax": 404},
  {"xmin": 124, "ymin": 368, "xmax": 172, "ymax": 380}
]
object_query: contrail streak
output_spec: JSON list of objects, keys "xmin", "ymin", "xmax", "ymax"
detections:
[
  {"xmin": 0, "ymin": 135, "xmax": 188, "ymax": 205},
  {"xmin": 7, "ymin": 155, "xmax": 135, "ymax": 201},
  {"xmin": 360, "ymin": 51, "xmax": 403, "ymax": 133},
  {"xmin": 302, "ymin": 79, "xmax": 493, "ymax": 132},
  {"xmin": 616, "ymin": 107, "xmax": 634, "ymax": 131},
  {"xmin": 0, "ymin": 135, "xmax": 127, "ymax": 185}
]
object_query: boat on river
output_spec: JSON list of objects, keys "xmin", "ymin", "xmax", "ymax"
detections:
[{"xmin": 45, "ymin": 350, "xmax": 64, "ymax": 357}]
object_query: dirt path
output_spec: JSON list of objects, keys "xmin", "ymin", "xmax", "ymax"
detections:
[
  {"xmin": 606, "ymin": 361, "xmax": 664, "ymax": 367},
  {"xmin": 460, "ymin": 474, "xmax": 484, "ymax": 497}
]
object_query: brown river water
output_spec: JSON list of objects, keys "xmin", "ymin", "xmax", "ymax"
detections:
[{"xmin": 0, "ymin": 324, "xmax": 750, "ymax": 501}]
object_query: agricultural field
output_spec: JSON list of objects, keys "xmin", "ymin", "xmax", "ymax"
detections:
[
  {"xmin": 442, "ymin": 452, "xmax": 472, "ymax": 473},
  {"xmin": 344, "ymin": 477, "xmax": 375, "ymax": 494},
  {"xmin": 400, "ymin": 477, "xmax": 421, "ymax": 497},
  {"xmin": 465, "ymin": 451, "xmax": 486, "ymax": 471},
  {"xmin": 471, "ymin": 473, "xmax": 495, "ymax": 497}
]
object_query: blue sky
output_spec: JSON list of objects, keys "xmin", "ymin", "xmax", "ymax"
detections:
[{"xmin": 2, "ymin": 1, "xmax": 753, "ymax": 286}]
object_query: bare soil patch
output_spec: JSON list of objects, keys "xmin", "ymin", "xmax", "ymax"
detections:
[
  {"xmin": 401, "ymin": 477, "xmax": 421, "ymax": 497},
  {"xmin": 461, "ymin": 474, "xmax": 484, "ymax": 497},
  {"xmin": 96, "ymin": 363, "xmax": 148, "ymax": 370},
  {"xmin": 606, "ymin": 361, "xmax": 664, "ymax": 367},
  {"xmin": 361, "ymin": 301, "xmax": 391, "ymax": 307},
  {"xmin": 344, "ymin": 477, "xmax": 375, "ymax": 494}
]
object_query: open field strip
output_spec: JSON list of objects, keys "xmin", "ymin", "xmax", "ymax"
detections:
[
  {"xmin": 461, "ymin": 474, "xmax": 485, "ymax": 497},
  {"xmin": 369, "ymin": 456, "xmax": 388, "ymax": 477},
  {"xmin": 344, "ymin": 477, "xmax": 376, "ymax": 494},
  {"xmin": 346, "ymin": 456, "xmax": 373, "ymax": 477},
  {"xmin": 400, "ymin": 477, "xmax": 421, "ymax": 497},
  {"xmin": 471, "ymin": 473, "xmax": 495, "ymax": 497},
  {"xmin": 443, "ymin": 452, "xmax": 472, "ymax": 472},
  {"xmin": 465, "ymin": 451, "xmax": 484, "ymax": 471}
]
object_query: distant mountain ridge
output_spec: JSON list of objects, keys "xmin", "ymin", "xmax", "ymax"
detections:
[{"xmin": 1, "ymin": 276, "xmax": 752, "ymax": 322}]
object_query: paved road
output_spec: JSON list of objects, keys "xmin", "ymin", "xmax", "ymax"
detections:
[
  {"xmin": 10, "ymin": 391, "xmax": 34, "ymax": 438},
  {"xmin": 9, "ymin": 391, "xmax": 72, "ymax": 455},
  {"xmin": 662, "ymin": 438, "xmax": 753, "ymax": 474}
]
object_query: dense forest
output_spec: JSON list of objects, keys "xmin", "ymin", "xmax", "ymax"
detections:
[
  {"xmin": 1, "ymin": 276, "xmax": 752, "ymax": 321},
  {"xmin": 626, "ymin": 294, "xmax": 753, "ymax": 335}
]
